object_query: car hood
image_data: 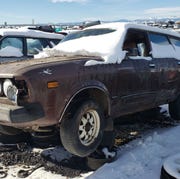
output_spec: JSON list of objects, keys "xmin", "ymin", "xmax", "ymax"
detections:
[{"xmin": 0, "ymin": 56, "xmax": 101, "ymax": 78}]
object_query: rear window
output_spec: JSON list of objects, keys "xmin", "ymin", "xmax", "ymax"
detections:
[{"xmin": 62, "ymin": 28, "xmax": 116, "ymax": 42}]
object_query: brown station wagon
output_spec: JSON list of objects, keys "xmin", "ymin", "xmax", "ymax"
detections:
[{"xmin": 0, "ymin": 22, "xmax": 180, "ymax": 157}]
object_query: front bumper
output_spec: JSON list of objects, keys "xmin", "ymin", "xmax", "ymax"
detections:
[{"xmin": 0, "ymin": 103, "xmax": 44, "ymax": 124}]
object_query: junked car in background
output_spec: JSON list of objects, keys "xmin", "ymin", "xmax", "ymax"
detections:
[
  {"xmin": 0, "ymin": 22, "xmax": 180, "ymax": 157},
  {"xmin": 0, "ymin": 26, "xmax": 65, "ymax": 62}
]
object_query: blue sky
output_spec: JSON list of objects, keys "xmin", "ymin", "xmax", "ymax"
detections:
[{"xmin": 1, "ymin": 0, "xmax": 180, "ymax": 24}]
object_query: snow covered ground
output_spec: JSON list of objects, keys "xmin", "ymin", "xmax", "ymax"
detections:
[
  {"xmin": 1, "ymin": 105, "xmax": 180, "ymax": 179},
  {"xmin": 89, "ymin": 124, "xmax": 180, "ymax": 179}
]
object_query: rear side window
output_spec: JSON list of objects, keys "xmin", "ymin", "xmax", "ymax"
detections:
[
  {"xmin": 149, "ymin": 33, "xmax": 175, "ymax": 58},
  {"xmin": 170, "ymin": 37, "xmax": 180, "ymax": 57},
  {"xmin": 27, "ymin": 38, "xmax": 50, "ymax": 55},
  {"xmin": 149, "ymin": 33, "xmax": 170, "ymax": 45},
  {"xmin": 170, "ymin": 38, "xmax": 180, "ymax": 47}
]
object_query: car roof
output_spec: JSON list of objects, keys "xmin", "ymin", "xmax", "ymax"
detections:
[
  {"xmin": 0, "ymin": 27, "xmax": 65, "ymax": 39},
  {"xmin": 86, "ymin": 22, "xmax": 180, "ymax": 38}
]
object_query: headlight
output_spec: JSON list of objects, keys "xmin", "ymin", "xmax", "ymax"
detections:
[
  {"xmin": 3, "ymin": 79, "xmax": 13, "ymax": 96},
  {"xmin": 7, "ymin": 85, "xmax": 18, "ymax": 102},
  {"xmin": 3, "ymin": 79, "xmax": 18, "ymax": 103}
]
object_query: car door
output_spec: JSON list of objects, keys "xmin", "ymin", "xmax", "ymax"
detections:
[
  {"xmin": 148, "ymin": 32, "xmax": 180, "ymax": 104},
  {"xmin": 114, "ymin": 29, "xmax": 158, "ymax": 116}
]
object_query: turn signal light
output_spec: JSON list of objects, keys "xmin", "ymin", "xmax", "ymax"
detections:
[{"xmin": 47, "ymin": 81, "xmax": 59, "ymax": 88}]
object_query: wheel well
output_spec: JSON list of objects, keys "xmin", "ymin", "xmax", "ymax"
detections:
[
  {"xmin": 60, "ymin": 88, "xmax": 114, "ymax": 150},
  {"xmin": 63, "ymin": 88, "xmax": 110, "ymax": 120}
]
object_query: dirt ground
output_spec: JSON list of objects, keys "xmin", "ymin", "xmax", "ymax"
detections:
[{"xmin": 0, "ymin": 107, "xmax": 176, "ymax": 178}]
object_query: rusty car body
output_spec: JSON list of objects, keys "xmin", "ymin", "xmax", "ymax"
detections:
[{"xmin": 0, "ymin": 22, "xmax": 180, "ymax": 157}]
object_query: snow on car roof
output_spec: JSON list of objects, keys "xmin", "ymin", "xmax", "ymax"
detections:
[
  {"xmin": 0, "ymin": 27, "xmax": 65, "ymax": 39},
  {"xmin": 87, "ymin": 22, "xmax": 180, "ymax": 38},
  {"xmin": 35, "ymin": 22, "xmax": 180, "ymax": 65}
]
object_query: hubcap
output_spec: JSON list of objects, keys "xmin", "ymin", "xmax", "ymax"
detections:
[{"xmin": 79, "ymin": 109, "xmax": 100, "ymax": 146}]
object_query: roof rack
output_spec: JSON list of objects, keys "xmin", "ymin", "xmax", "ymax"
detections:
[
  {"xmin": 28, "ymin": 25, "xmax": 55, "ymax": 33},
  {"xmin": 83, "ymin": 20, "xmax": 101, "ymax": 28}
]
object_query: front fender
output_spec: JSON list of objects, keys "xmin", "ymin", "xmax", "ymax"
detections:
[{"xmin": 59, "ymin": 80, "xmax": 111, "ymax": 122}]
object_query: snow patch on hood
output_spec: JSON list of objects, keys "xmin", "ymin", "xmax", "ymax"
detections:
[
  {"xmin": 35, "ymin": 23, "xmax": 126, "ymax": 65},
  {"xmin": 35, "ymin": 48, "xmax": 102, "ymax": 59}
]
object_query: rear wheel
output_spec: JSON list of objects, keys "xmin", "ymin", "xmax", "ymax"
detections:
[
  {"xmin": 0, "ymin": 125, "xmax": 30, "ymax": 144},
  {"xmin": 169, "ymin": 95, "xmax": 180, "ymax": 120},
  {"xmin": 0, "ymin": 125, "xmax": 23, "ymax": 135},
  {"xmin": 60, "ymin": 100, "xmax": 104, "ymax": 157},
  {"xmin": 30, "ymin": 130, "xmax": 60, "ymax": 148}
]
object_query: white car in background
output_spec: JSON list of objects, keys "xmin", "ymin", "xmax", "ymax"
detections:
[{"xmin": 0, "ymin": 26, "xmax": 65, "ymax": 62}]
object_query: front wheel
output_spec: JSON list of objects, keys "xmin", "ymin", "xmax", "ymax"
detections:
[{"xmin": 60, "ymin": 100, "xmax": 104, "ymax": 157}]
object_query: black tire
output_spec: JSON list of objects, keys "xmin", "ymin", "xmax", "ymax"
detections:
[
  {"xmin": 60, "ymin": 100, "xmax": 104, "ymax": 157},
  {"xmin": 30, "ymin": 131, "xmax": 61, "ymax": 148},
  {"xmin": 0, "ymin": 125, "xmax": 23, "ymax": 135},
  {"xmin": 0, "ymin": 125, "xmax": 30, "ymax": 144},
  {"xmin": 0, "ymin": 133, "xmax": 30, "ymax": 144},
  {"xmin": 161, "ymin": 153, "xmax": 180, "ymax": 179},
  {"xmin": 169, "ymin": 96, "xmax": 180, "ymax": 120},
  {"xmin": 160, "ymin": 166, "xmax": 176, "ymax": 179}
]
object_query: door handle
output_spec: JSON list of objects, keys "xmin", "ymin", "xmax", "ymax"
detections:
[{"xmin": 149, "ymin": 63, "xmax": 155, "ymax": 68}]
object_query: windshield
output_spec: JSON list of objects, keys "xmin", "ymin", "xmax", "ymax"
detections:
[
  {"xmin": 34, "ymin": 26, "xmax": 120, "ymax": 62},
  {"xmin": 61, "ymin": 28, "xmax": 116, "ymax": 42}
]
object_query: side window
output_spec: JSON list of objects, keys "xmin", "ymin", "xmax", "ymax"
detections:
[
  {"xmin": 149, "ymin": 33, "xmax": 170, "ymax": 45},
  {"xmin": 122, "ymin": 30, "xmax": 150, "ymax": 57},
  {"xmin": 170, "ymin": 38, "xmax": 180, "ymax": 47},
  {"xmin": 148, "ymin": 33, "xmax": 175, "ymax": 58},
  {"xmin": 169, "ymin": 37, "xmax": 180, "ymax": 57},
  {"xmin": 26, "ymin": 38, "xmax": 50, "ymax": 55},
  {"xmin": 0, "ymin": 37, "xmax": 23, "ymax": 57}
]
